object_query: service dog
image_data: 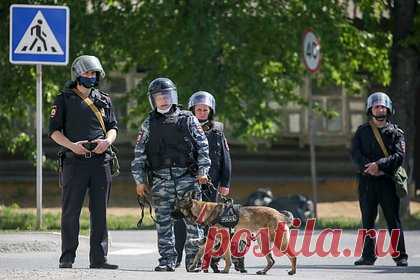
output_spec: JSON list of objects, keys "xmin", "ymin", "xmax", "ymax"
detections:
[{"xmin": 176, "ymin": 193, "xmax": 297, "ymax": 275}]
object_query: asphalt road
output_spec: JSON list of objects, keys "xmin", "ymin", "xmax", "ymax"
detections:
[{"xmin": 1, "ymin": 230, "xmax": 419, "ymax": 280}]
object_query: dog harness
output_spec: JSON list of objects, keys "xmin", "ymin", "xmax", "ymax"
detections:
[{"xmin": 217, "ymin": 202, "xmax": 240, "ymax": 228}]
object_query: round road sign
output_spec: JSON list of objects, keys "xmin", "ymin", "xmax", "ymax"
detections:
[{"xmin": 302, "ymin": 29, "xmax": 321, "ymax": 73}]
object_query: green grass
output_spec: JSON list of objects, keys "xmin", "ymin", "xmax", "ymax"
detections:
[
  {"xmin": 1, "ymin": 204, "xmax": 420, "ymax": 231},
  {"xmin": 0, "ymin": 204, "xmax": 155, "ymax": 231},
  {"xmin": 316, "ymin": 217, "xmax": 361, "ymax": 230}
]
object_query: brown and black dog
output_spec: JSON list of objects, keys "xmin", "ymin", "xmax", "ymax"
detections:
[{"xmin": 176, "ymin": 193, "xmax": 297, "ymax": 275}]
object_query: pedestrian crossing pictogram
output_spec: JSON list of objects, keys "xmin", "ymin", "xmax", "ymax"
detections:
[{"xmin": 15, "ymin": 10, "xmax": 64, "ymax": 55}]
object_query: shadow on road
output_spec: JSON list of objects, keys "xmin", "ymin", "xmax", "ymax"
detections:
[{"xmin": 244, "ymin": 264, "xmax": 420, "ymax": 274}]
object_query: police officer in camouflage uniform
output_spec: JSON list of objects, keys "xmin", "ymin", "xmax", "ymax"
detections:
[
  {"xmin": 49, "ymin": 55, "xmax": 118, "ymax": 269},
  {"xmin": 351, "ymin": 92, "xmax": 408, "ymax": 266},
  {"xmin": 131, "ymin": 78, "xmax": 211, "ymax": 272}
]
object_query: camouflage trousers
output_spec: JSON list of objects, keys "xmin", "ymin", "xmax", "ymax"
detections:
[{"xmin": 151, "ymin": 169, "xmax": 203, "ymax": 268}]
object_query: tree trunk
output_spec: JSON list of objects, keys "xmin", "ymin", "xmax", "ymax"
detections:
[
  {"xmin": 415, "ymin": 87, "xmax": 420, "ymax": 197},
  {"xmin": 388, "ymin": 0, "xmax": 420, "ymax": 218}
]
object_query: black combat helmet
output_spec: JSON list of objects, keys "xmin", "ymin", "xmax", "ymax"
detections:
[{"xmin": 147, "ymin": 77, "xmax": 178, "ymax": 109}]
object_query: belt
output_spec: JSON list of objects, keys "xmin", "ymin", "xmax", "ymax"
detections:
[{"xmin": 63, "ymin": 151, "xmax": 101, "ymax": 159}]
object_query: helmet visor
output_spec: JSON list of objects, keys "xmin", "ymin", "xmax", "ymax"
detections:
[
  {"xmin": 188, "ymin": 92, "xmax": 216, "ymax": 113},
  {"xmin": 149, "ymin": 89, "xmax": 178, "ymax": 110}
]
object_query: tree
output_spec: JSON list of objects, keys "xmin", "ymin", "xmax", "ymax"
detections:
[
  {"xmin": 1, "ymin": 1, "xmax": 415, "ymax": 177},
  {"xmin": 346, "ymin": 0, "xmax": 420, "ymax": 214},
  {"xmin": 387, "ymin": 0, "xmax": 420, "ymax": 214}
]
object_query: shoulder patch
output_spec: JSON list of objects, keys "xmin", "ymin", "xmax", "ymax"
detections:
[{"xmin": 50, "ymin": 105, "xmax": 57, "ymax": 118}]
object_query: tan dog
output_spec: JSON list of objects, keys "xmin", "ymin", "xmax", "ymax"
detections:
[{"xmin": 177, "ymin": 195, "xmax": 297, "ymax": 275}]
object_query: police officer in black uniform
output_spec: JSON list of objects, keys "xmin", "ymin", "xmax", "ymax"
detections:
[
  {"xmin": 188, "ymin": 91, "xmax": 231, "ymax": 201},
  {"xmin": 174, "ymin": 91, "xmax": 237, "ymax": 272},
  {"xmin": 49, "ymin": 55, "xmax": 118, "ymax": 269},
  {"xmin": 351, "ymin": 92, "xmax": 408, "ymax": 266}
]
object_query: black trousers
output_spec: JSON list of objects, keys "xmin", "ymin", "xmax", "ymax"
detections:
[
  {"xmin": 358, "ymin": 175, "xmax": 408, "ymax": 261},
  {"xmin": 59, "ymin": 155, "xmax": 112, "ymax": 265}
]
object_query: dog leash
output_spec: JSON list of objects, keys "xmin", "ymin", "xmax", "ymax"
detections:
[{"xmin": 137, "ymin": 195, "xmax": 157, "ymax": 229}]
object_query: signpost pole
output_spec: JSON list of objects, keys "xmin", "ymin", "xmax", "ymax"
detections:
[
  {"xmin": 307, "ymin": 76, "xmax": 318, "ymax": 219},
  {"xmin": 302, "ymin": 29, "xmax": 321, "ymax": 220},
  {"xmin": 36, "ymin": 64, "xmax": 43, "ymax": 229}
]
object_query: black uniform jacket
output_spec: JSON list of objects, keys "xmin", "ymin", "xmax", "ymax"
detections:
[
  {"xmin": 49, "ymin": 81, "xmax": 118, "ymax": 142},
  {"xmin": 351, "ymin": 121, "xmax": 405, "ymax": 177},
  {"xmin": 204, "ymin": 121, "xmax": 232, "ymax": 188}
]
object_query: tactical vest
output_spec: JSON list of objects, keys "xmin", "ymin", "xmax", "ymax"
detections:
[
  {"xmin": 205, "ymin": 121, "xmax": 224, "ymax": 181},
  {"xmin": 145, "ymin": 109, "xmax": 197, "ymax": 171}
]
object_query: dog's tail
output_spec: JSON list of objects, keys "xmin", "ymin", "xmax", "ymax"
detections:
[{"xmin": 280, "ymin": 210, "xmax": 294, "ymax": 226}]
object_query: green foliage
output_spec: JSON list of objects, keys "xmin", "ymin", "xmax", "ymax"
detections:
[
  {"xmin": 0, "ymin": 204, "xmax": 35, "ymax": 230},
  {"xmin": 0, "ymin": 0, "xmax": 401, "ymax": 154}
]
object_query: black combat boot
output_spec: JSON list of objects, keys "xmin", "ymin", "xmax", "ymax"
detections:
[{"xmin": 232, "ymin": 256, "xmax": 247, "ymax": 273}]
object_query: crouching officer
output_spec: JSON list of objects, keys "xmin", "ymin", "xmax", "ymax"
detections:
[
  {"xmin": 49, "ymin": 55, "xmax": 118, "ymax": 269},
  {"xmin": 131, "ymin": 78, "xmax": 211, "ymax": 272},
  {"xmin": 351, "ymin": 92, "xmax": 408, "ymax": 266}
]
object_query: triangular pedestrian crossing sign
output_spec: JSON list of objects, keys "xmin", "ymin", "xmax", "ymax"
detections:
[{"xmin": 15, "ymin": 10, "xmax": 64, "ymax": 55}]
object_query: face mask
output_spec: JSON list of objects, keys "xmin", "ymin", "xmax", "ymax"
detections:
[
  {"xmin": 157, "ymin": 106, "xmax": 172, "ymax": 114},
  {"xmin": 77, "ymin": 76, "xmax": 97, "ymax": 88}
]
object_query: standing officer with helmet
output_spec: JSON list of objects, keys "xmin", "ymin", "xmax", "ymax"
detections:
[
  {"xmin": 131, "ymin": 78, "xmax": 211, "ymax": 272},
  {"xmin": 351, "ymin": 92, "xmax": 408, "ymax": 266},
  {"xmin": 49, "ymin": 55, "xmax": 118, "ymax": 269},
  {"xmin": 174, "ymin": 91, "xmax": 246, "ymax": 273},
  {"xmin": 188, "ymin": 91, "xmax": 231, "ymax": 201}
]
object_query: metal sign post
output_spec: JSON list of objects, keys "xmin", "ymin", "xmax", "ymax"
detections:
[
  {"xmin": 36, "ymin": 64, "xmax": 43, "ymax": 229},
  {"xmin": 10, "ymin": 4, "xmax": 70, "ymax": 229},
  {"xmin": 302, "ymin": 29, "xmax": 321, "ymax": 219}
]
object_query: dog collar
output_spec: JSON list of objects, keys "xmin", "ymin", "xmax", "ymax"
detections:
[{"xmin": 196, "ymin": 204, "xmax": 208, "ymax": 224}]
